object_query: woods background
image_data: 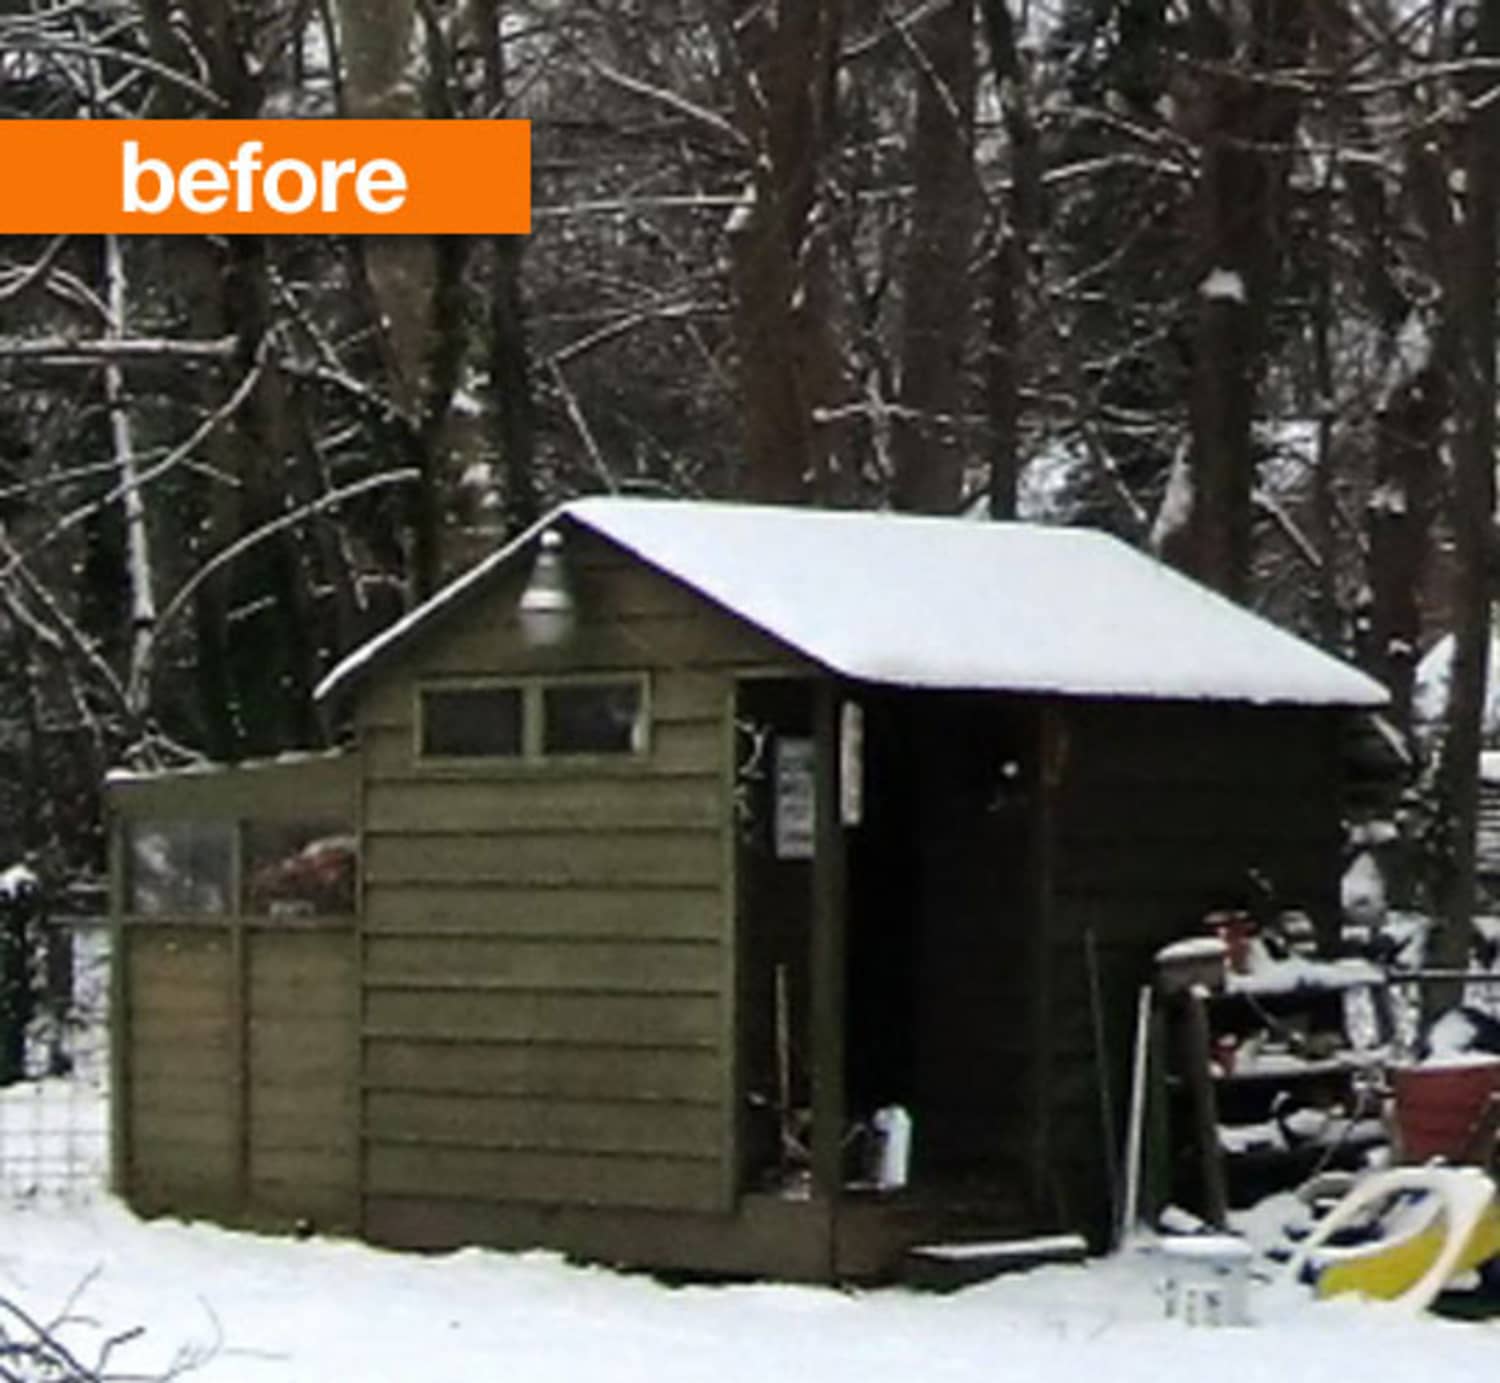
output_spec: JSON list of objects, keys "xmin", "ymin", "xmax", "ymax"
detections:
[{"xmin": 0, "ymin": 0, "xmax": 1497, "ymax": 961}]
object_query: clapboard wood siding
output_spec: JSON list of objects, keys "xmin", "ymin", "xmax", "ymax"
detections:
[
  {"xmin": 353, "ymin": 532, "xmax": 801, "ymax": 1221},
  {"xmin": 363, "ymin": 884, "xmax": 722, "ymax": 939},
  {"xmin": 364, "ymin": 776, "xmax": 721, "ymax": 833},
  {"xmin": 365, "ymin": 1144, "xmax": 723, "ymax": 1213},
  {"xmin": 362, "ymin": 830, "xmax": 722, "ymax": 888},
  {"xmin": 363, "ymin": 1037, "xmax": 720, "ymax": 1103},
  {"xmin": 364, "ymin": 935, "xmax": 720, "ymax": 990}
]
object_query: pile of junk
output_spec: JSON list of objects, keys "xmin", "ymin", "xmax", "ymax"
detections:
[{"xmin": 1128, "ymin": 906, "xmax": 1500, "ymax": 1323}]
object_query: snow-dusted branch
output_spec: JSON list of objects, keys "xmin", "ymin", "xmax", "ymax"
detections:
[
  {"xmin": 0, "ymin": 336, "xmax": 238, "ymax": 364},
  {"xmin": 586, "ymin": 57, "xmax": 748, "ymax": 151},
  {"xmin": 154, "ymin": 469, "xmax": 423, "ymax": 643}
]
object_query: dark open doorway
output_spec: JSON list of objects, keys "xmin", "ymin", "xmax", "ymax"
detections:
[{"xmin": 736, "ymin": 678, "xmax": 1039, "ymax": 1202}]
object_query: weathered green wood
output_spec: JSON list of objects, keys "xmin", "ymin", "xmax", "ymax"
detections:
[
  {"xmin": 810, "ymin": 684, "xmax": 847, "ymax": 1209},
  {"xmin": 108, "ymin": 822, "xmax": 130, "ymax": 1198},
  {"xmin": 362, "ymin": 830, "xmax": 722, "ymax": 889},
  {"xmin": 717, "ymin": 679, "xmax": 739, "ymax": 1212},
  {"xmin": 363, "ymin": 884, "xmax": 722, "ymax": 940},
  {"xmin": 129, "ymin": 1109, "xmax": 236, "ymax": 1148},
  {"xmin": 364, "ymin": 1091, "xmax": 721, "ymax": 1157},
  {"xmin": 363, "ymin": 775, "xmax": 722, "ymax": 833},
  {"xmin": 107, "ymin": 750, "xmax": 357, "ymax": 821},
  {"xmin": 128, "ymin": 1073, "xmax": 237, "ymax": 1114},
  {"xmin": 363, "ymin": 989, "xmax": 719, "ymax": 1046},
  {"xmin": 363, "ymin": 1037, "xmax": 719, "ymax": 1103},
  {"xmin": 363, "ymin": 936, "xmax": 720, "ymax": 991},
  {"xmin": 249, "ymin": 1015, "xmax": 357, "ymax": 1062},
  {"xmin": 250, "ymin": 1147, "xmax": 358, "ymax": 1187},
  {"xmin": 363, "ymin": 1192, "xmax": 836, "ymax": 1282},
  {"xmin": 364, "ymin": 1142, "xmax": 723, "ymax": 1212}
]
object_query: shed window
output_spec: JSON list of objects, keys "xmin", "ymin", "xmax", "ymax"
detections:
[
  {"xmin": 543, "ymin": 680, "xmax": 645, "ymax": 756},
  {"xmin": 245, "ymin": 822, "xmax": 357, "ymax": 917},
  {"xmin": 419, "ymin": 686, "xmax": 522, "ymax": 758},
  {"xmin": 126, "ymin": 820, "xmax": 233, "ymax": 915}
]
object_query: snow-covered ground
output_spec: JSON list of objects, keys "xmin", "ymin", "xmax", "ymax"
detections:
[{"xmin": 0, "ymin": 1199, "xmax": 1494, "ymax": 1383}]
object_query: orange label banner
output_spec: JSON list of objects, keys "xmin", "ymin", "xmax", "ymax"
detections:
[{"xmin": 0, "ymin": 121, "xmax": 531, "ymax": 234}]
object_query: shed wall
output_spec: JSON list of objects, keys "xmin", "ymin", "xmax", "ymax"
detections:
[
  {"xmin": 355, "ymin": 532, "xmax": 802, "ymax": 1231},
  {"xmin": 1045, "ymin": 700, "xmax": 1342, "ymax": 1235},
  {"xmin": 119, "ymin": 923, "xmax": 358, "ymax": 1230}
]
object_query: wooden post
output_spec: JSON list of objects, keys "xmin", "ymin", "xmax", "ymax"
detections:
[
  {"xmin": 1181, "ymin": 988, "xmax": 1229, "ymax": 1228},
  {"xmin": 107, "ymin": 815, "xmax": 131, "ymax": 1199},
  {"xmin": 810, "ymin": 682, "xmax": 847, "ymax": 1218},
  {"xmin": 229, "ymin": 820, "xmax": 250, "ymax": 1216}
]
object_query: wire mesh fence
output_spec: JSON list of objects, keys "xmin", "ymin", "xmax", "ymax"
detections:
[{"xmin": 0, "ymin": 923, "xmax": 109, "ymax": 1205}]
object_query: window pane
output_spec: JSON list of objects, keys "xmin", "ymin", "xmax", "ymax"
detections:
[
  {"xmin": 245, "ymin": 823, "xmax": 357, "ymax": 917},
  {"xmin": 543, "ymin": 681, "xmax": 644, "ymax": 756},
  {"xmin": 126, "ymin": 820, "xmax": 232, "ymax": 915},
  {"xmin": 420, "ymin": 687, "xmax": 522, "ymax": 757}
]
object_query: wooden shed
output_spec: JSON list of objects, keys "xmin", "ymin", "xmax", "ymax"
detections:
[{"xmin": 107, "ymin": 498, "xmax": 1386, "ymax": 1280}]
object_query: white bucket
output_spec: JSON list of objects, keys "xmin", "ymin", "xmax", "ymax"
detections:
[
  {"xmin": 1160, "ymin": 1235, "xmax": 1254, "ymax": 1326},
  {"xmin": 870, "ymin": 1105, "xmax": 912, "ymax": 1190}
]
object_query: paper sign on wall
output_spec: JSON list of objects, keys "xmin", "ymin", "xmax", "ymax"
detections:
[{"xmin": 773, "ymin": 737, "xmax": 815, "ymax": 859}]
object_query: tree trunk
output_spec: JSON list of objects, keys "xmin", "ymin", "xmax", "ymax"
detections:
[
  {"xmin": 891, "ymin": 0, "xmax": 976, "ymax": 514},
  {"xmin": 725, "ymin": 0, "xmax": 843, "ymax": 505},
  {"xmin": 1176, "ymin": 0, "xmax": 1308, "ymax": 600},
  {"xmin": 1425, "ymin": 0, "xmax": 1500, "ymax": 1017}
]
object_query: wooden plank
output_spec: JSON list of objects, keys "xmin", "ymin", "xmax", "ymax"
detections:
[
  {"xmin": 130, "ymin": 1043, "xmax": 234, "ymax": 1086},
  {"xmin": 362, "ymin": 829, "xmax": 722, "ymax": 890},
  {"xmin": 363, "ymin": 989, "xmax": 719, "ymax": 1046},
  {"xmin": 810, "ymin": 684, "xmax": 846, "ymax": 1208},
  {"xmin": 428, "ymin": 611, "xmax": 791, "ymax": 680},
  {"xmin": 128, "ymin": 1108, "xmax": 236, "ymax": 1148},
  {"xmin": 128, "ymin": 1073, "xmax": 236, "ymax": 1114},
  {"xmin": 107, "ymin": 751, "xmax": 356, "ymax": 822},
  {"xmin": 363, "ymin": 775, "xmax": 723, "ymax": 834},
  {"xmin": 364, "ymin": 884, "xmax": 723, "ymax": 940},
  {"xmin": 249, "ymin": 1015, "xmax": 356, "ymax": 1060},
  {"xmin": 364, "ymin": 1037, "xmax": 720, "ymax": 1103},
  {"xmin": 363, "ymin": 935, "xmax": 720, "ymax": 992},
  {"xmin": 364, "ymin": 1142, "xmax": 724, "ymax": 1212},
  {"xmin": 249, "ymin": 1146, "xmax": 357, "ymax": 1188},
  {"xmin": 129, "ymin": 1011, "xmax": 232, "ymax": 1046},
  {"xmin": 364, "ymin": 1091, "xmax": 721, "ymax": 1157},
  {"xmin": 249, "ymin": 1083, "xmax": 356, "ymax": 1133}
]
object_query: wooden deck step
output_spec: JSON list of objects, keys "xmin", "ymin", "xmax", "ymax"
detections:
[{"xmin": 902, "ymin": 1233, "xmax": 1089, "ymax": 1292}]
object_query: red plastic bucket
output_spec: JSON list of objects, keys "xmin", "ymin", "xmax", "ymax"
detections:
[{"xmin": 1392, "ymin": 1058, "xmax": 1500, "ymax": 1162}]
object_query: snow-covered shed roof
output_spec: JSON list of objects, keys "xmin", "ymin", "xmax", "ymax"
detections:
[{"xmin": 315, "ymin": 498, "xmax": 1388, "ymax": 708}]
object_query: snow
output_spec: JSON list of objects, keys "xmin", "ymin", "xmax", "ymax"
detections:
[
  {"xmin": 1412, "ymin": 632, "xmax": 1500, "ymax": 734},
  {"xmin": 0, "ymin": 863, "xmax": 37, "ymax": 901},
  {"xmin": 1156, "ymin": 937, "xmax": 1228, "ymax": 963},
  {"xmin": 1225, "ymin": 956, "xmax": 1386, "ymax": 996},
  {"xmin": 0, "ymin": 1201, "xmax": 1497, "ymax": 1382},
  {"xmin": 1342, "ymin": 850, "xmax": 1388, "ymax": 930},
  {"xmin": 316, "ymin": 499, "xmax": 1388, "ymax": 708},
  {"xmin": 1200, "ymin": 268, "xmax": 1247, "ymax": 303}
]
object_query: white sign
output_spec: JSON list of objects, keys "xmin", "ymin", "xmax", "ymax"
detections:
[{"xmin": 773, "ymin": 737, "xmax": 815, "ymax": 860}]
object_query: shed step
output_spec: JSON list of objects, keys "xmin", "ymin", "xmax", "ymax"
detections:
[{"xmin": 902, "ymin": 1233, "xmax": 1089, "ymax": 1291}]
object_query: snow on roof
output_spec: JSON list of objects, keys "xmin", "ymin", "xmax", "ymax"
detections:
[{"xmin": 315, "ymin": 498, "xmax": 1388, "ymax": 707}]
